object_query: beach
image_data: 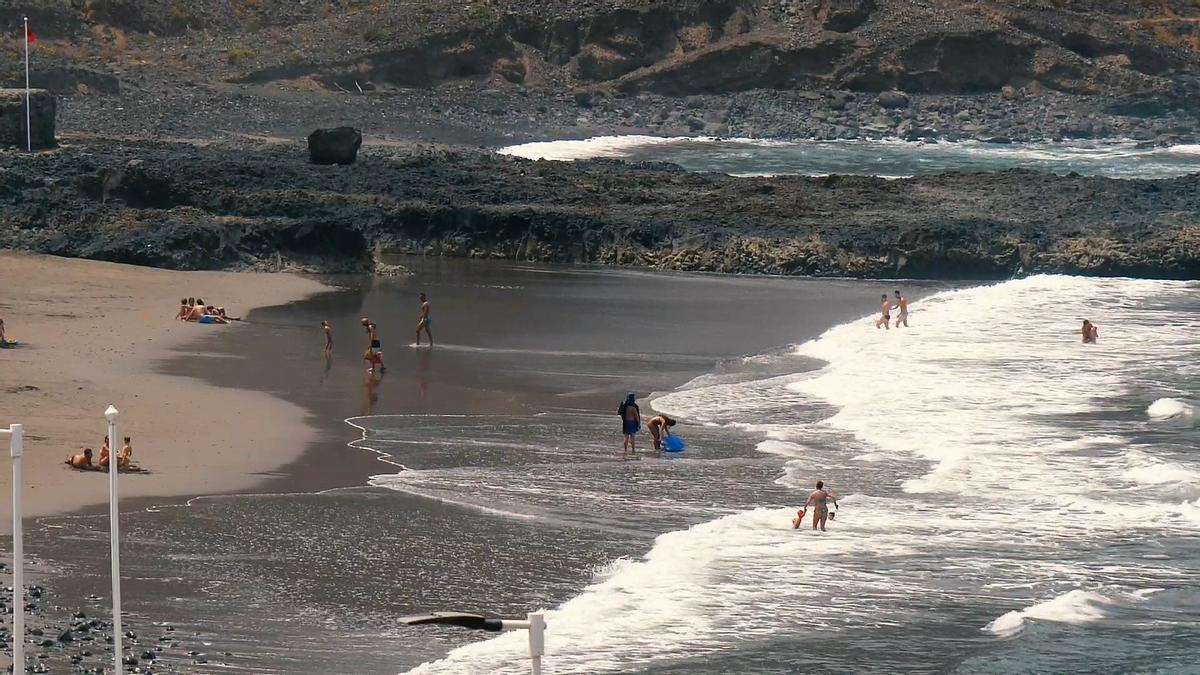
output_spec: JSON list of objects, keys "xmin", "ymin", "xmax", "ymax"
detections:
[{"xmin": 0, "ymin": 251, "xmax": 328, "ymax": 527}]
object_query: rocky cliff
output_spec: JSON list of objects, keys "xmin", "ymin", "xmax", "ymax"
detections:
[{"xmin": 6, "ymin": 0, "xmax": 1200, "ymax": 102}]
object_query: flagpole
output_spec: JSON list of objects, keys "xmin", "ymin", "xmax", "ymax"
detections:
[{"xmin": 24, "ymin": 16, "xmax": 31, "ymax": 152}]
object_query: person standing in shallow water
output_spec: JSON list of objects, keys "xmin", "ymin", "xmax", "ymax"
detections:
[
  {"xmin": 875, "ymin": 294, "xmax": 892, "ymax": 330},
  {"xmin": 416, "ymin": 293, "xmax": 433, "ymax": 346},
  {"xmin": 804, "ymin": 480, "xmax": 839, "ymax": 532},
  {"xmin": 893, "ymin": 290, "xmax": 909, "ymax": 328},
  {"xmin": 321, "ymin": 321, "xmax": 333, "ymax": 356},
  {"xmin": 618, "ymin": 392, "xmax": 641, "ymax": 456},
  {"xmin": 1082, "ymin": 319, "xmax": 1098, "ymax": 344}
]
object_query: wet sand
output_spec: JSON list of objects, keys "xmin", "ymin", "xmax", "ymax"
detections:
[{"xmin": 0, "ymin": 252, "xmax": 328, "ymax": 528}]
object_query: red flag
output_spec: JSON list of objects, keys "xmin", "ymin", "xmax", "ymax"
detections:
[{"xmin": 25, "ymin": 23, "xmax": 35, "ymax": 44}]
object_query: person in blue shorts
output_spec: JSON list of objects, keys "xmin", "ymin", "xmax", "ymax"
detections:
[
  {"xmin": 618, "ymin": 392, "xmax": 641, "ymax": 456},
  {"xmin": 416, "ymin": 293, "xmax": 434, "ymax": 346}
]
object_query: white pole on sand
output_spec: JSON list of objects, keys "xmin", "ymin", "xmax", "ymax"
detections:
[
  {"xmin": 3, "ymin": 423, "xmax": 25, "ymax": 673},
  {"xmin": 105, "ymin": 405, "xmax": 124, "ymax": 672},
  {"xmin": 24, "ymin": 16, "xmax": 32, "ymax": 153}
]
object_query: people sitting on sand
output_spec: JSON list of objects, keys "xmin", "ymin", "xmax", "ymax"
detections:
[
  {"xmin": 98, "ymin": 435, "xmax": 111, "ymax": 469},
  {"xmin": 118, "ymin": 436, "xmax": 133, "ymax": 471},
  {"xmin": 66, "ymin": 448, "xmax": 99, "ymax": 470},
  {"xmin": 0, "ymin": 317, "xmax": 9, "ymax": 347},
  {"xmin": 185, "ymin": 298, "xmax": 207, "ymax": 321},
  {"xmin": 1082, "ymin": 319, "xmax": 1099, "ymax": 344},
  {"xmin": 180, "ymin": 298, "xmax": 239, "ymax": 324}
]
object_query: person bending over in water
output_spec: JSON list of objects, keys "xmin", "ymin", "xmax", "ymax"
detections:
[
  {"xmin": 1082, "ymin": 319, "xmax": 1098, "ymax": 344},
  {"xmin": 618, "ymin": 392, "xmax": 641, "ymax": 455},
  {"xmin": 893, "ymin": 290, "xmax": 909, "ymax": 328},
  {"xmin": 646, "ymin": 414, "xmax": 677, "ymax": 451},
  {"xmin": 362, "ymin": 318, "xmax": 386, "ymax": 373},
  {"xmin": 66, "ymin": 449, "xmax": 97, "ymax": 470},
  {"xmin": 804, "ymin": 480, "xmax": 839, "ymax": 532},
  {"xmin": 875, "ymin": 294, "xmax": 892, "ymax": 330},
  {"xmin": 416, "ymin": 293, "xmax": 434, "ymax": 346}
]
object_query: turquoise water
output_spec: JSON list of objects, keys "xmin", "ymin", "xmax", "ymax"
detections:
[{"xmin": 500, "ymin": 136, "xmax": 1200, "ymax": 179}]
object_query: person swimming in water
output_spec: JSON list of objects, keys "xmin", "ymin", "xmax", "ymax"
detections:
[
  {"xmin": 875, "ymin": 294, "xmax": 891, "ymax": 330},
  {"xmin": 804, "ymin": 480, "xmax": 839, "ymax": 532},
  {"xmin": 416, "ymin": 293, "xmax": 433, "ymax": 346},
  {"xmin": 1082, "ymin": 319, "xmax": 1098, "ymax": 344},
  {"xmin": 618, "ymin": 392, "xmax": 641, "ymax": 456}
]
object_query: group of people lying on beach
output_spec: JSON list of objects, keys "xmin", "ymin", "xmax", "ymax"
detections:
[
  {"xmin": 175, "ymin": 298, "xmax": 240, "ymax": 324},
  {"xmin": 66, "ymin": 435, "xmax": 137, "ymax": 472}
]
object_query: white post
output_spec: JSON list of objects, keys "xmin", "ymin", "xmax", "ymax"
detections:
[
  {"xmin": 23, "ymin": 16, "xmax": 32, "ymax": 153},
  {"xmin": 527, "ymin": 612, "xmax": 545, "ymax": 675},
  {"xmin": 105, "ymin": 405, "xmax": 123, "ymax": 672},
  {"xmin": 6, "ymin": 424, "xmax": 24, "ymax": 673}
]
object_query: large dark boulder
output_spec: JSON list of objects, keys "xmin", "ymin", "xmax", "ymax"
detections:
[
  {"xmin": 0, "ymin": 88, "xmax": 55, "ymax": 149},
  {"xmin": 307, "ymin": 127, "xmax": 362, "ymax": 165}
]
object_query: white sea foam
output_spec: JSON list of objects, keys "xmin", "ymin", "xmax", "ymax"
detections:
[
  {"xmin": 753, "ymin": 440, "xmax": 808, "ymax": 457},
  {"xmin": 983, "ymin": 590, "xmax": 1113, "ymax": 635},
  {"xmin": 497, "ymin": 136, "xmax": 1200, "ymax": 178},
  {"xmin": 1124, "ymin": 449, "xmax": 1200, "ymax": 486},
  {"xmin": 498, "ymin": 135, "xmax": 697, "ymax": 161},
  {"xmin": 1147, "ymin": 397, "xmax": 1195, "ymax": 424}
]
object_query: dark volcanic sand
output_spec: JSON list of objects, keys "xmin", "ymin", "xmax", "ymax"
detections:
[{"xmin": 6, "ymin": 259, "xmax": 956, "ymax": 674}]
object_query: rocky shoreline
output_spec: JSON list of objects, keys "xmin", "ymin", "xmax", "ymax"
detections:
[
  {"xmin": 45, "ymin": 82, "xmax": 1200, "ymax": 151},
  {"xmin": 2, "ymin": 560, "xmax": 219, "ymax": 674},
  {"xmin": 2, "ymin": 137, "xmax": 1197, "ymax": 280}
]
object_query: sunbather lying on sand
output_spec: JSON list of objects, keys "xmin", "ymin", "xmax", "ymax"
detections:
[
  {"xmin": 181, "ymin": 298, "xmax": 240, "ymax": 324},
  {"xmin": 66, "ymin": 449, "xmax": 101, "ymax": 471}
]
